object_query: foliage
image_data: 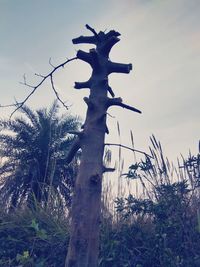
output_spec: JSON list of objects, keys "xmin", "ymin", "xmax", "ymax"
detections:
[
  {"xmin": 0, "ymin": 207, "xmax": 69, "ymax": 267},
  {"xmin": 0, "ymin": 136, "xmax": 200, "ymax": 266},
  {"xmin": 0, "ymin": 101, "xmax": 81, "ymax": 210},
  {"xmin": 113, "ymin": 181, "xmax": 200, "ymax": 267},
  {"xmin": 0, "ymin": 183, "xmax": 200, "ymax": 267},
  {"xmin": 106, "ymin": 136, "xmax": 200, "ymax": 267}
]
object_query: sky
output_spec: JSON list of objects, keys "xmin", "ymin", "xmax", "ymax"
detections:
[{"xmin": 0, "ymin": 0, "xmax": 200, "ymax": 169}]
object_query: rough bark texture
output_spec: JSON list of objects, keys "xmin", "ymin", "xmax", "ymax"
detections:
[{"xmin": 65, "ymin": 26, "xmax": 135, "ymax": 267}]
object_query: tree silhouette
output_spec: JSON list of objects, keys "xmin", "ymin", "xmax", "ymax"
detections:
[{"xmin": 65, "ymin": 25, "xmax": 141, "ymax": 267}]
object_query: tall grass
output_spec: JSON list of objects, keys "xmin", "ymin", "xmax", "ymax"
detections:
[
  {"xmin": 0, "ymin": 135, "xmax": 199, "ymax": 266},
  {"xmin": 100, "ymin": 135, "xmax": 200, "ymax": 267}
]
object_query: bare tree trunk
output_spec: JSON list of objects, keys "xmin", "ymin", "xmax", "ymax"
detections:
[{"xmin": 65, "ymin": 25, "xmax": 138, "ymax": 267}]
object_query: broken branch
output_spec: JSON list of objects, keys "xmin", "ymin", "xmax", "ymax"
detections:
[
  {"xmin": 107, "ymin": 62, "xmax": 132, "ymax": 74},
  {"xmin": 85, "ymin": 24, "xmax": 98, "ymax": 37},
  {"xmin": 74, "ymin": 80, "xmax": 91, "ymax": 89},
  {"xmin": 107, "ymin": 98, "xmax": 142, "ymax": 114}
]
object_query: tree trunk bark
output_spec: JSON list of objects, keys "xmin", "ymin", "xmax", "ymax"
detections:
[
  {"xmin": 65, "ymin": 26, "xmax": 133, "ymax": 267},
  {"xmin": 66, "ymin": 73, "xmax": 108, "ymax": 267}
]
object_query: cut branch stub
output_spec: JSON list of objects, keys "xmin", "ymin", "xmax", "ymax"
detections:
[
  {"xmin": 72, "ymin": 35, "xmax": 97, "ymax": 45},
  {"xmin": 74, "ymin": 80, "xmax": 91, "ymax": 89},
  {"xmin": 107, "ymin": 62, "xmax": 132, "ymax": 74},
  {"xmin": 77, "ymin": 50, "xmax": 93, "ymax": 65},
  {"xmin": 76, "ymin": 48, "xmax": 100, "ymax": 72},
  {"xmin": 73, "ymin": 26, "xmax": 132, "ymax": 96}
]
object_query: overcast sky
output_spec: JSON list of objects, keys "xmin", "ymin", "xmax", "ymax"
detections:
[{"xmin": 1, "ymin": 0, "xmax": 200, "ymax": 166}]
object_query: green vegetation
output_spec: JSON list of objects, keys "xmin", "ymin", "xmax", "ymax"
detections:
[
  {"xmin": 0, "ymin": 106, "xmax": 199, "ymax": 267},
  {"xmin": 0, "ymin": 102, "xmax": 80, "ymax": 211}
]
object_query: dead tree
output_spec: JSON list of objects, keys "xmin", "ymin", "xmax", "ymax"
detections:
[
  {"xmin": 65, "ymin": 25, "xmax": 141, "ymax": 267},
  {"xmin": 0, "ymin": 24, "xmax": 142, "ymax": 267}
]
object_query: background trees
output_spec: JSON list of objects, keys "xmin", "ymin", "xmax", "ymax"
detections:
[{"xmin": 0, "ymin": 101, "xmax": 81, "ymax": 210}]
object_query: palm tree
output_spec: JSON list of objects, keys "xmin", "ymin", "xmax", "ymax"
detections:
[{"xmin": 0, "ymin": 101, "xmax": 81, "ymax": 210}]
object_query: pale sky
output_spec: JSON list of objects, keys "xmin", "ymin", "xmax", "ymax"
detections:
[{"xmin": 1, "ymin": 0, "xmax": 200, "ymax": 167}]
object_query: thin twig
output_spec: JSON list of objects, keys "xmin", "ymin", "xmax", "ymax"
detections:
[
  {"xmin": 49, "ymin": 57, "xmax": 55, "ymax": 68},
  {"xmin": 104, "ymin": 143, "xmax": 152, "ymax": 158},
  {"xmin": 50, "ymin": 74, "xmax": 69, "ymax": 110},
  {"xmin": 35, "ymin": 73, "xmax": 45, "ymax": 78}
]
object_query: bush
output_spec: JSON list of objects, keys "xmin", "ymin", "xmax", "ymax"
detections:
[{"xmin": 0, "ymin": 207, "xmax": 69, "ymax": 267}]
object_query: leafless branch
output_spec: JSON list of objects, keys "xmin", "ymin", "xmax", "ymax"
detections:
[
  {"xmin": 35, "ymin": 73, "xmax": 45, "ymax": 78},
  {"xmin": 49, "ymin": 57, "xmax": 55, "ymax": 68},
  {"xmin": 19, "ymin": 74, "xmax": 35, "ymax": 89},
  {"xmin": 104, "ymin": 143, "xmax": 152, "ymax": 158},
  {"xmin": 1, "ymin": 57, "xmax": 77, "ymax": 118}
]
